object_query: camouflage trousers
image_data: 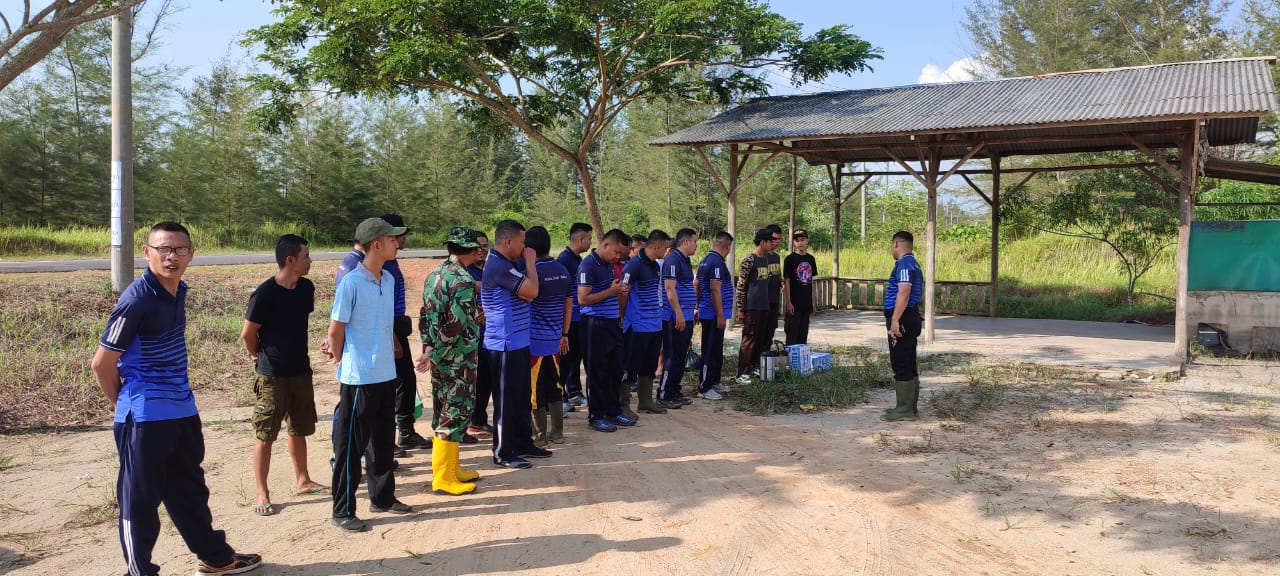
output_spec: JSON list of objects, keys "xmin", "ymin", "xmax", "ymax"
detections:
[{"xmin": 431, "ymin": 362, "xmax": 476, "ymax": 442}]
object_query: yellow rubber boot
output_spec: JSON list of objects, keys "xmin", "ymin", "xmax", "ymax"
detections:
[
  {"xmin": 432, "ymin": 438, "xmax": 475, "ymax": 495},
  {"xmin": 449, "ymin": 440, "xmax": 480, "ymax": 483}
]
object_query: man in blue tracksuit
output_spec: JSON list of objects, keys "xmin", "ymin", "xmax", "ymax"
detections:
[
  {"xmin": 556, "ymin": 223, "xmax": 593, "ymax": 411},
  {"xmin": 92, "ymin": 221, "xmax": 263, "ymax": 576},
  {"xmin": 578, "ymin": 229, "xmax": 634, "ymax": 432},
  {"xmin": 881, "ymin": 231, "xmax": 925, "ymax": 422}
]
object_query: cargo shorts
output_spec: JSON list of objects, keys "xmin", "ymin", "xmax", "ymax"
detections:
[{"xmin": 251, "ymin": 372, "xmax": 318, "ymax": 441}]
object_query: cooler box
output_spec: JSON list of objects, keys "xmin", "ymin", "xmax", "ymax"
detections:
[
  {"xmin": 786, "ymin": 344, "xmax": 812, "ymax": 375},
  {"xmin": 811, "ymin": 352, "xmax": 833, "ymax": 373}
]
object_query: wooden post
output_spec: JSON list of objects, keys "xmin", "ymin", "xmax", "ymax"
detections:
[
  {"xmin": 789, "ymin": 155, "xmax": 797, "ymax": 252},
  {"xmin": 1175, "ymin": 121, "xmax": 1201, "ymax": 363},
  {"xmin": 829, "ymin": 165, "xmax": 843, "ymax": 278},
  {"xmin": 924, "ymin": 147, "xmax": 940, "ymax": 344},
  {"xmin": 727, "ymin": 144, "xmax": 740, "ymax": 275},
  {"xmin": 990, "ymin": 155, "xmax": 1000, "ymax": 317},
  {"xmin": 860, "ymin": 164, "xmax": 867, "ymax": 245}
]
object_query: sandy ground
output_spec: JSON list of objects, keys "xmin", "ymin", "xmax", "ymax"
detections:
[{"xmin": 2, "ymin": 258, "xmax": 1279, "ymax": 575}]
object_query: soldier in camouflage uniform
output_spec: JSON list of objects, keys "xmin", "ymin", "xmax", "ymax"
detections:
[{"xmin": 416, "ymin": 226, "xmax": 485, "ymax": 495}]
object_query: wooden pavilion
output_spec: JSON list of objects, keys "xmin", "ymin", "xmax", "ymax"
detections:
[{"xmin": 649, "ymin": 57, "xmax": 1280, "ymax": 360}]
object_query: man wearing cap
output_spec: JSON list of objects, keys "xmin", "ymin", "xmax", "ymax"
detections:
[
  {"xmin": 783, "ymin": 228, "xmax": 818, "ymax": 345},
  {"xmin": 327, "ymin": 217, "xmax": 412, "ymax": 532},
  {"xmin": 416, "ymin": 227, "xmax": 485, "ymax": 495},
  {"xmin": 734, "ymin": 228, "xmax": 780, "ymax": 385},
  {"xmin": 380, "ymin": 214, "xmax": 432, "ymax": 453}
]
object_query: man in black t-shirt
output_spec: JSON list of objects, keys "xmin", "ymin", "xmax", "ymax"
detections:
[
  {"xmin": 241, "ymin": 234, "xmax": 328, "ymax": 516},
  {"xmin": 783, "ymin": 228, "xmax": 818, "ymax": 345}
]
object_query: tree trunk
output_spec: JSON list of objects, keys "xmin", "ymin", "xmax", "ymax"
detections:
[{"xmin": 572, "ymin": 157, "xmax": 605, "ymax": 243}]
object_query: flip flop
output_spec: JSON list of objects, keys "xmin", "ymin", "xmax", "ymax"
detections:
[
  {"xmin": 252, "ymin": 503, "xmax": 276, "ymax": 516},
  {"xmin": 296, "ymin": 484, "xmax": 331, "ymax": 496}
]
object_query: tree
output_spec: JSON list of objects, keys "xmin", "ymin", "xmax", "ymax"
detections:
[
  {"xmin": 246, "ymin": 0, "xmax": 881, "ymax": 239},
  {"xmin": 1004, "ymin": 160, "xmax": 1177, "ymax": 306},
  {"xmin": 965, "ymin": 0, "xmax": 1230, "ymax": 77},
  {"xmin": 0, "ymin": 0, "xmax": 147, "ymax": 92}
]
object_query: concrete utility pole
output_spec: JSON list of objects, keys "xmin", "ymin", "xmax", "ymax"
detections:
[{"xmin": 110, "ymin": 10, "xmax": 134, "ymax": 292}]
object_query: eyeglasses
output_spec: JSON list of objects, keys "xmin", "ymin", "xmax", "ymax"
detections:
[{"xmin": 148, "ymin": 245, "xmax": 192, "ymax": 257}]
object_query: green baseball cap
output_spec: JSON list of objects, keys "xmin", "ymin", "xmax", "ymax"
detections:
[
  {"xmin": 353, "ymin": 217, "xmax": 408, "ymax": 247},
  {"xmin": 445, "ymin": 226, "xmax": 482, "ymax": 248}
]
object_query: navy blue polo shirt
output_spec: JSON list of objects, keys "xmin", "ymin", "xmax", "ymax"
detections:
[
  {"xmin": 579, "ymin": 250, "xmax": 619, "ymax": 319},
  {"xmin": 100, "ymin": 268, "xmax": 198, "ymax": 423},
  {"xmin": 335, "ymin": 247, "xmax": 362, "ymax": 287},
  {"xmin": 662, "ymin": 250, "xmax": 696, "ymax": 322},
  {"xmin": 884, "ymin": 253, "xmax": 924, "ymax": 309},
  {"xmin": 623, "ymin": 254, "xmax": 662, "ymax": 333},
  {"xmin": 556, "ymin": 247, "xmax": 583, "ymax": 322},
  {"xmin": 529, "ymin": 258, "xmax": 571, "ymax": 357},
  {"xmin": 697, "ymin": 251, "xmax": 734, "ymax": 320},
  {"xmin": 482, "ymin": 251, "xmax": 531, "ymax": 350},
  {"xmin": 467, "ymin": 263, "xmax": 483, "ymax": 283}
]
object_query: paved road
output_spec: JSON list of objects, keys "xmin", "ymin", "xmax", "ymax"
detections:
[{"xmin": 0, "ymin": 249, "xmax": 447, "ymax": 274}]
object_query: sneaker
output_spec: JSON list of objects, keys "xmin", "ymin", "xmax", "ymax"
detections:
[
  {"xmin": 493, "ymin": 455, "xmax": 532, "ymax": 469},
  {"xmin": 392, "ymin": 446, "xmax": 409, "ymax": 458},
  {"xmin": 368, "ymin": 500, "xmax": 412, "ymax": 514},
  {"xmin": 676, "ymin": 395, "xmax": 695, "ymax": 405},
  {"xmin": 563, "ymin": 401, "xmax": 575, "ymax": 413},
  {"xmin": 461, "ymin": 433, "xmax": 479, "ymax": 444},
  {"xmin": 466, "ymin": 425, "xmax": 490, "ymax": 436},
  {"xmin": 398, "ymin": 432, "xmax": 431, "ymax": 449},
  {"xmin": 589, "ymin": 419, "xmax": 617, "ymax": 432},
  {"xmin": 195, "ymin": 553, "xmax": 262, "ymax": 575},
  {"xmin": 331, "ymin": 516, "xmax": 369, "ymax": 533},
  {"xmin": 519, "ymin": 445, "xmax": 553, "ymax": 459},
  {"xmin": 608, "ymin": 413, "xmax": 637, "ymax": 427},
  {"xmin": 698, "ymin": 389, "xmax": 723, "ymax": 400},
  {"xmin": 657, "ymin": 399, "xmax": 684, "ymax": 410},
  {"xmin": 734, "ymin": 374, "xmax": 752, "ymax": 385},
  {"xmin": 570, "ymin": 395, "xmax": 588, "ymax": 406}
]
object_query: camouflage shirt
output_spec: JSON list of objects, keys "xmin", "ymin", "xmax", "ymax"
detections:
[{"xmin": 419, "ymin": 258, "xmax": 480, "ymax": 368}]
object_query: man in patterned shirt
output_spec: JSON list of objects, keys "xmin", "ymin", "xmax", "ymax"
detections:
[{"xmin": 416, "ymin": 227, "xmax": 485, "ymax": 495}]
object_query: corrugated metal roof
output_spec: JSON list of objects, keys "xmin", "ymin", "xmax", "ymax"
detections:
[{"xmin": 649, "ymin": 58, "xmax": 1279, "ymax": 149}]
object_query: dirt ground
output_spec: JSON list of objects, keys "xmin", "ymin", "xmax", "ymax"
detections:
[{"xmin": 2, "ymin": 259, "xmax": 1279, "ymax": 575}]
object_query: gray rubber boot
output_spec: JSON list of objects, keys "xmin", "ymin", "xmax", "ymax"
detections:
[
  {"xmin": 911, "ymin": 378, "xmax": 921, "ymax": 415},
  {"xmin": 548, "ymin": 400, "xmax": 565, "ymax": 443},
  {"xmin": 880, "ymin": 380, "xmax": 918, "ymax": 422},
  {"xmin": 532, "ymin": 406, "xmax": 548, "ymax": 445},
  {"xmin": 637, "ymin": 376, "xmax": 667, "ymax": 414}
]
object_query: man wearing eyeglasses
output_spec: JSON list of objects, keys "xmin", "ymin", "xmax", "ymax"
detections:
[{"xmin": 92, "ymin": 222, "xmax": 263, "ymax": 575}]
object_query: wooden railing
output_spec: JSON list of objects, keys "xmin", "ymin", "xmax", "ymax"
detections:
[{"xmin": 812, "ymin": 276, "xmax": 993, "ymax": 316}]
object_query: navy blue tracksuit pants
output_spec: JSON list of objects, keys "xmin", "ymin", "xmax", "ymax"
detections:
[
  {"xmin": 332, "ymin": 380, "xmax": 398, "ymax": 518},
  {"xmin": 699, "ymin": 319, "xmax": 726, "ymax": 394},
  {"xmin": 584, "ymin": 315, "xmax": 624, "ymax": 422},
  {"xmin": 560, "ymin": 320, "xmax": 585, "ymax": 399},
  {"xmin": 660, "ymin": 320, "xmax": 694, "ymax": 401},
  {"xmin": 483, "ymin": 346, "xmax": 535, "ymax": 461},
  {"xmin": 115, "ymin": 414, "xmax": 235, "ymax": 576}
]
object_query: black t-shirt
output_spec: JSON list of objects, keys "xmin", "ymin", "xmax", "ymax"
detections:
[
  {"xmin": 784, "ymin": 252, "xmax": 818, "ymax": 314},
  {"xmin": 245, "ymin": 277, "xmax": 315, "ymax": 377},
  {"xmin": 742, "ymin": 253, "xmax": 778, "ymax": 311}
]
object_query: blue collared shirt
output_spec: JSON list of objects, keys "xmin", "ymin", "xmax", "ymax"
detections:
[
  {"xmin": 697, "ymin": 251, "xmax": 734, "ymax": 320},
  {"xmin": 530, "ymin": 258, "xmax": 571, "ymax": 356},
  {"xmin": 885, "ymin": 253, "xmax": 924, "ymax": 309},
  {"xmin": 623, "ymin": 254, "xmax": 662, "ymax": 333},
  {"xmin": 482, "ymin": 251, "xmax": 531, "ymax": 351},
  {"xmin": 331, "ymin": 263, "xmax": 397, "ymax": 384},
  {"xmin": 100, "ymin": 268, "xmax": 198, "ymax": 423},
  {"xmin": 662, "ymin": 250, "xmax": 696, "ymax": 322},
  {"xmin": 579, "ymin": 250, "xmax": 619, "ymax": 319},
  {"xmin": 556, "ymin": 247, "xmax": 583, "ymax": 321}
]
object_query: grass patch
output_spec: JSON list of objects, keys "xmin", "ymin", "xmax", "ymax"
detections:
[
  {"xmin": 0, "ymin": 454, "xmax": 13, "ymax": 471},
  {"xmin": 733, "ymin": 362, "xmax": 888, "ymax": 415},
  {"xmin": 0, "ymin": 262, "xmax": 340, "ymax": 431}
]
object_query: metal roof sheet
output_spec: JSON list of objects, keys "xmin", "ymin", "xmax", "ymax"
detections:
[{"xmin": 649, "ymin": 58, "xmax": 1279, "ymax": 150}]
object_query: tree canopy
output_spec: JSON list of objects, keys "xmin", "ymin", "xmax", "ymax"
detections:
[
  {"xmin": 0, "ymin": 0, "xmax": 147, "ymax": 92},
  {"xmin": 245, "ymin": 0, "xmax": 882, "ymax": 237}
]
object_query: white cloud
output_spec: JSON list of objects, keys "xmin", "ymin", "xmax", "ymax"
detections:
[{"xmin": 917, "ymin": 57, "xmax": 989, "ymax": 84}]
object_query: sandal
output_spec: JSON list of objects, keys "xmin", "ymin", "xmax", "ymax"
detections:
[
  {"xmin": 295, "ymin": 484, "xmax": 330, "ymax": 496},
  {"xmin": 251, "ymin": 503, "xmax": 276, "ymax": 516}
]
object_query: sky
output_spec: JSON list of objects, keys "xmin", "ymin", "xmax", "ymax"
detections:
[{"xmin": 137, "ymin": 0, "xmax": 981, "ymax": 91}]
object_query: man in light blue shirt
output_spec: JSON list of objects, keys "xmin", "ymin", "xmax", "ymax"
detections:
[{"xmin": 327, "ymin": 218, "xmax": 412, "ymax": 532}]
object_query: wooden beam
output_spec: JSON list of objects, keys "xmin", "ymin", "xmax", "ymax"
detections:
[
  {"xmin": 879, "ymin": 145, "xmax": 928, "ymax": 187},
  {"xmin": 694, "ymin": 146, "xmax": 731, "ymax": 199},
  {"xmin": 745, "ymin": 128, "xmax": 1192, "ymax": 157},
  {"xmin": 924, "ymin": 145, "xmax": 941, "ymax": 344},
  {"xmin": 840, "ymin": 174, "xmax": 871, "ymax": 206},
  {"xmin": 789, "ymin": 155, "xmax": 797, "ymax": 252},
  {"xmin": 1125, "ymin": 133, "xmax": 1185, "ymax": 183},
  {"xmin": 990, "ymin": 155, "xmax": 1001, "ymax": 318},
  {"xmin": 727, "ymin": 144, "xmax": 741, "ymax": 285},
  {"xmin": 960, "ymin": 173, "xmax": 993, "ymax": 206},
  {"xmin": 934, "ymin": 142, "xmax": 986, "ymax": 186},
  {"xmin": 736, "ymin": 150, "xmax": 782, "ymax": 192},
  {"xmin": 1137, "ymin": 165, "xmax": 1182, "ymax": 197},
  {"xmin": 829, "ymin": 164, "xmax": 844, "ymax": 278},
  {"xmin": 838, "ymin": 161, "xmax": 1158, "ymax": 178}
]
